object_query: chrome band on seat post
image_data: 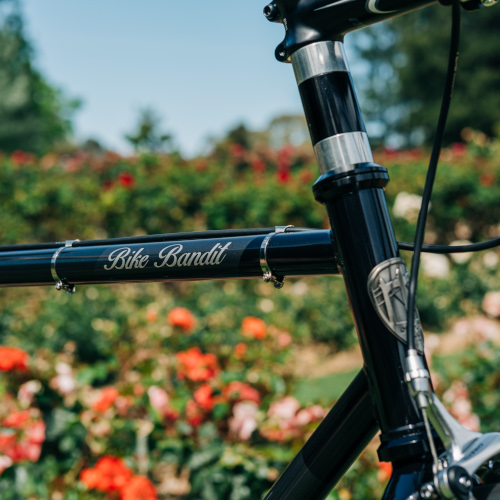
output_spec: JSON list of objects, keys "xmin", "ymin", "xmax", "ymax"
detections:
[
  {"xmin": 291, "ymin": 41, "xmax": 374, "ymax": 176},
  {"xmin": 51, "ymin": 240, "xmax": 79, "ymax": 294},
  {"xmin": 291, "ymin": 41, "xmax": 349, "ymax": 86},
  {"xmin": 315, "ymin": 132, "xmax": 373, "ymax": 174},
  {"xmin": 260, "ymin": 225, "xmax": 294, "ymax": 288}
]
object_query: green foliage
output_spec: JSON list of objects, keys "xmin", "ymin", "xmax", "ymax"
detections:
[
  {"xmin": 353, "ymin": 4, "xmax": 500, "ymax": 146},
  {"xmin": 210, "ymin": 114, "xmax": 310, "ymax": 154},
  {"xmin": 434, "ymin": 344, "xmax": 500, "ymax": 434},
  {"xmin": 0, "ymin": 0, "xmax": 79, "ymax": 154},
  {"xmin": 125, "ymin": 109, "xmax": 173, "ymax": 154},
  {"xmin": 0, "ymin": 139, "xmax": 499, "ymax": 498}
]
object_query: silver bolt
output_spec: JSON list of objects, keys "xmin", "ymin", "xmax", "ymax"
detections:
[
  {"xmin": 420, "ymin": 483, "xmax": 435, "ymax": 499},
  {"xmin": 459, "ymin": 475, "xmax": 472, "ymax": 490}
]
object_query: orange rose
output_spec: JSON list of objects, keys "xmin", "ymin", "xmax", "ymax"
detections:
[
  {"xmin": 176, "ymin": 348, "xmax": 219, "ymax": 382},
  {"xmin": 223, "ymin": 381, "xmax": 260, "ymax": 404},
  {"xmin": 80, "ymin": 456, "xmax": 133, "ymax": 492},
  {"xmin": 91, "ymin": 387, "xmax": 119, "ymax": 412},
  {"xmin": 377, "ymin": 461, "xmax": 393, "ymax": 482},
  {"xmin": 233, "ymin": 343, "xmax": 247, "ymax": 359},
  {"xmin": 241, "ymin": 317, "xmax": 267, "ymax": 340},
  {"xmin": 194, "ymin": 384, "xmax": 216, "ymax": 411},
  {"xmin": 167, "ymin": 307, "xmax": 196, "ymax": 333},
  {"xmin": 121, "ymin": 475, "xmax": 158, "ymax": 500}
]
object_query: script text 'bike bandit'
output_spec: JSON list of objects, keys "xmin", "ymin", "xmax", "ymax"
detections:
[{"xmin": 103, "ymin": 243, "xmax": 232, "ymax": 271}]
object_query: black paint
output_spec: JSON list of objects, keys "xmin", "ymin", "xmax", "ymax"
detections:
[
  {"xmin": 294, "ymin": 36, "xmax": 431, "ymax": 468},
  {"xmin": 0, "ymin": 231, "xmax": 338, "ymax": 287},
  {"xmin": 321, "ymin": 185, "xmax": 430, "ymax": 461},
  {"xmin": 313, "ymin": 163, "xmax": 389, "ymax": 201},
  {"xmin": 298, "ymin": 72, "xmax": 365, "ymax": 145},
  {"xmin": 268, "ymin": 0, "xmax": 438, "ymax": 61},
  {"xmin": 263, "ymin": 371, "xmax": 378, "ymax": 500}
]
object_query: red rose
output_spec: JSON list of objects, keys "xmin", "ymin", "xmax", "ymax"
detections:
[{"xmin": 0, "ymin": 347, "xmax": 29, "ymax": 372}]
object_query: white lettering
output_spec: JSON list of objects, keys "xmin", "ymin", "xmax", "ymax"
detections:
[
  {"xmin": 154, "ymin": 244, "xmax": 183, "ymax": 268},
  {"xmin": 129, "ymin": 248, "xmax": 148, "ymax": 269},
  {"xmin": 104, "ymin": 247, "xmax": 131, "ymax": 270},
  {"xmin": 104, "ymin": 241, "xmax": 233, "ymax": 271},
  {"xmin": 199, "ymin": 244, "xmax": 219, "ymax": 266},
  {"xmin": 215, "ymin": 242, "xmax": 231, "ymax": 264},
  {"xmin": 177, "ymin": 252, "xmax": 192, "ymax": 267},
  {"xmin": 188, "ymin": 252, "xmax": 201, "ymax": 266}
]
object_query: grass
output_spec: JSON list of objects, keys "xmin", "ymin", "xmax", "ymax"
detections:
[{"xmin": 293, "ymin": 369, "xmax": 359, "ymax": 406}]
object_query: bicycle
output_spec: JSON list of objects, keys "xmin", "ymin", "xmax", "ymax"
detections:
[{"xmin": 1, "ymin": 0, "xmax": 500, "ymax": 498}]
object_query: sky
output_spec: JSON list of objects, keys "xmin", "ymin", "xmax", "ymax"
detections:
[
  {"xmin": 20, "ymin": 1, "xmax": 313, "ymax": 156},
  {"xmin": 21, "ymin": 1, "xmax": 364, "ymax": 157}
]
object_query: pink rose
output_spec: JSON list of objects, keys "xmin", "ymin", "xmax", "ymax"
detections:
[
  {"xmin": 229, "ymin": 402, "xmax": 259, "ymax": 441},
  {"xmin": 147, "ymin": 386, "xmax": 169, "ymax": 411}
]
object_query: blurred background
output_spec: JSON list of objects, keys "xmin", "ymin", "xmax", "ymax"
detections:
[{"xmin": 0, "ymin": 0, "xmax": 499, "ymax": 498}]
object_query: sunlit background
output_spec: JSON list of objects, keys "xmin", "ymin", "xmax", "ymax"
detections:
[
  {"xmin": 21, "ymin": 0, "xmax": 307, "ymax": 156},
  {"xmin": 1, "ymin": 1, "xmax": 500, "ymax": 499}
]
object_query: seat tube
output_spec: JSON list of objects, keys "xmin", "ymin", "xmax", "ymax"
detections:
[{"xmin": 291, "ymin": 41, "xmax": 431, "ymax": 464}]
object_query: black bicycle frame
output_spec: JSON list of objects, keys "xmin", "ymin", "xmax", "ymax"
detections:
[
  {"xmin": 0, "ymin": 230, "xmax": 338, "ymax": 287},
  {"xmin": 1, "ymin": 1, "xmax": 455, "ymax": 498}
]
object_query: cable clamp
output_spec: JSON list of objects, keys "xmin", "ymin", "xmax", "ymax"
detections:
[
  {"xmin": 51, "ymin": 240, "xmax": 79, "ymax": 294},
  {"xmin": 260, "ymin": 225, "xmax": 294, "ymax": 289}
]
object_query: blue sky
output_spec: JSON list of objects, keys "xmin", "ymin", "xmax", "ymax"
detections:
[
  {"xmin": 21, "ymin": 1, "xmax": 363, "ymax": 157},
  {"xmin": 20, "ymin": 1, "xmax": 308, "ymax": 156}
]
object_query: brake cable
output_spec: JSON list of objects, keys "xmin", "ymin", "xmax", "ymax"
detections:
[
  {"xmin": 407, "ymin": 0, "xmax": 461, "ymax": 353},
  {"xmin": 398, "ymin": 237, "xmax": 500, "ymax": 253}
]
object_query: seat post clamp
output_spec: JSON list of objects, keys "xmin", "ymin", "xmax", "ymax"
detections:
[
  {"xmin": 260, "ymin": 225, "xmax": 294, "ymax": 289},
  {"xmin": 51, "ymin": 240, "xmax": 79, "ymax": 294}
]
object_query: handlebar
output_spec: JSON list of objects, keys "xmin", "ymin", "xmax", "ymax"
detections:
[{"xmin": 265, "ymin": 0, "xmax": 497, "ymax": 61}]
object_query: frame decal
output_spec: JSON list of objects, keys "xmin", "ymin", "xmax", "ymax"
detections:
[{"xmin": 103, "ymin": 242, "xmax": 232, "ymax": 271}]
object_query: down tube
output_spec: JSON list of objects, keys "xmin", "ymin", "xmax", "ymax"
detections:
[{"xmin": 263, "ymin": 370, "xmax": 377, "ymax": 500}]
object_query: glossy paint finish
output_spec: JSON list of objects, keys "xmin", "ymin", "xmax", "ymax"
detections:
[
  {"xmin": 268, "ymin": 0, "xmax": 438, "ymax": 61},
  {"xmin": 263, "ymin": 371, "xmax": 378, "ymax": 500},
  {"xmin": 0, "ymin": 249, "xmax": 56, "ymax": 286},
  {"xmin": 289, "ymin": 37, "xmax": 432, "ymax": 497},
  {"xmin": 0, "ymin": 230, "xmax": 338, "ymax": 287},
  {"xmin": 382, "ymin": 460, "xmax": 432, "ymax": 499},
  {"xmin": 323, "ymin": 187, "xmax": 424, "ymax": 434},
  {"xmin": 298, "ymin": 72, "xmax": 365, "ymax": 145}
]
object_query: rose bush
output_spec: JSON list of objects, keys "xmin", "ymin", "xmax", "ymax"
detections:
[
  {"xmin": 0, "ymin": 134, "xmax": 499, "ymax": 497},
  {"xmin": 0, "ymin": 310, "xmax": 327, "ymax": 499}
]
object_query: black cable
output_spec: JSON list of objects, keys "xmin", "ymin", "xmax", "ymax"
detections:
[
  {"xmin": 407, "ymin": 0, "xmax": 461, "ymax": 351},
  {"xmin": 399, "ymin": 237, "xmax": 500, "ymax": 254}
]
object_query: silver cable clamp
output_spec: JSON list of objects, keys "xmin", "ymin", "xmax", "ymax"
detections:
[
  {"xmin": 260, "ymin": 225, "xmax": 294, "ymax": 289},
  {"xmin": 51, "ymin": 240, "xmax": 79, "ymax": 294}
]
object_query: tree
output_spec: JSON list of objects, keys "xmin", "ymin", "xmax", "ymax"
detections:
[
  {"xmin": 210, "ymin": 114, "xmax": 310, "ymax": 154},
  {"xmin": 352, "ymin": 3, "xmax": 500, "ymax": 146},
  {"xmin": 266, "ymin": 114, "xmax": 309, "ymax": 149},
  {"xmin": 0, "ymin": 0, "xmax": 79, "ymax": 154},
  {"xmin": 124, "ymin": 108, "xmax": 173, "ymax": 154}
]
